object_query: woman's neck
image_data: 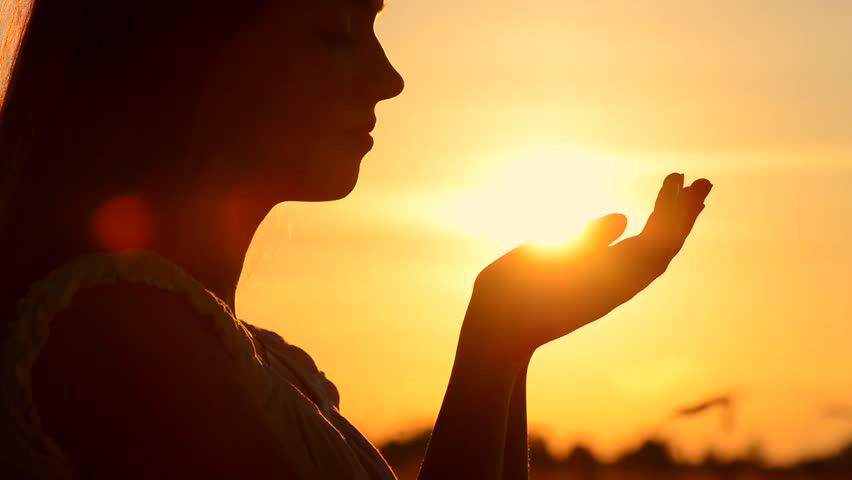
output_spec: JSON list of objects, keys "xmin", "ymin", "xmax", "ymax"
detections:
[{"xmin": 147, "ymin": 177, "xmax": 276, "ymax": 306}]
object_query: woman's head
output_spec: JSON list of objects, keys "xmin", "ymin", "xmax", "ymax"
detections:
[
  {"xmin": 194, "ymin": 0, "xmax": 404, "ymax": 201},
  {"xmin": 0, "ymin": 0, "xmax": 403, "ymax": 217}
]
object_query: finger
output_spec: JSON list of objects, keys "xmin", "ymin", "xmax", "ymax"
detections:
[
  {"xmin": 690, "ymin": 177, "xmax": 713, "ymax": 203},
  {"xmin": 655, "ymin": 178, "xmax": 713, "ymax": 265},
  {"xmin": 610, "ymin": 175, "xmax": 708, "ymax": 285},
  {"xmin": 680, "ymin": 178, "xmax": 713, "ymax": 233},
  {"xmin": 655, "ymin": 172, "xmax": 685, "ymax": 212},
  {"xmin": 664, "ymin": 184, "xmax": 698, "ymax": 257},
  {"xmin": 642, "ymin": 172, "xmax": 685, "ymax": 238},
  {"xmin": 600, "ymin": 178, "xmax": 711, "ymax": 308},
  {"xmin": 625, "ymin": 173, "xmax": 693, "ymax": 277},
  {"xmin": 580, "ymin": 213, "xmax": 628, "ymax": 248},
  {"xmin": 679, "ymin": 178, "xmax": 713, "ymax": 240}
]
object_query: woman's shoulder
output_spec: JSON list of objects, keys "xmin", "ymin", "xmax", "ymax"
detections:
[
  {"xmin": 9, "ymin": 251, "xmax": 306, "ymax": 477},
  {"xmin": 9, "ymin": 249, "xmax": 340, "ymax": 412},
  {"xmin": 16, "ymin": 249, "xmax": 234, "ymax": 323},
  {"xmin": 246, "ymin": 324, "xmax": 341, "ymax": 410},
  {"xmin": 9, "ymin": 249, "xmax": 262, "ymax": 370},
  {"xmin": 0, "ymin": 250, "xmax": 267, "ymax": 477},
  {"xmin": 2, "ymin": 250, "xmax": 393, "ymax": 479},
  {"xmin": 5, "ymin": 248, "xmax": 334, "ymax": 418}
]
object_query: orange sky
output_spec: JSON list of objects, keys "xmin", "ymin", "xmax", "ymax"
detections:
[
  {"xmin": 0, "ymin": 0, "xmax": 848, "ymax": 467},
  {"xmin": 237, "ymin": 0, "xmax": 852, "ymax": 465}
]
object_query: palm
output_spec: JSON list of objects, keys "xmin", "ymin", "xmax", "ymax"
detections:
[{"xmin": 464, "ymin": 173, "xmax": 713, "ymax": 361}]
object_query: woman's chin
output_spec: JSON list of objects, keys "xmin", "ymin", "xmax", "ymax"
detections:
[
  {"xmin": 317, "ymin": 179, "xmax": 358, "ymax": 202},
  {"xmin": 290, "ymin": 167, "xmax": 361, "ymax": 202},
  {"xmin": 262, "ymin": 146, "xmax": 366, "ymax": 202}
]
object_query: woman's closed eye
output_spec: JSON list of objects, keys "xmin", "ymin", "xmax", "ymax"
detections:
[
  {"xmin": 318, "ymin": 7, "xmax": 355, "ymax": 49},
  {"xmin": 320, "ymin": 30, "xmax": 356, "ymax": 49}
]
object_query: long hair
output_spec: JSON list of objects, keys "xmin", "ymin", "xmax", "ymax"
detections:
[
  {"xmin": 0, "ymin": 0, "xmax": 33, "ymax": 221},
  {"xmin": 0, "ymin": 3, "xmax": 294, "ymax": 476},
  {"xmin": 0, "ymin": 0, "xmax": 274, "ymax": 227},
  {"xmin": 0, "ymin": 0, "xmax": 31, "ymax": 103}
]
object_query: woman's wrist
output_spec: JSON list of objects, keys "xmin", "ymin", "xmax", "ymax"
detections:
[
  {"xmin": 457, "ymin": 309, "xmax": 535, "ymax": 376},
  {"xmin": 419, "ymin": 337, "xmax": 521, "ymax": 480},
  {"xmin": 451, "ymin": 341, "xmax": 524, "ymax": 392},
  {"xmin": 418, "ymin": 310, "xmax": 534, "ymax": 480}
]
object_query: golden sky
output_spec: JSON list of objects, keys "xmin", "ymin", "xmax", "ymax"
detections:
[{"xmin": 235, "ymin": 0, "xmax": 852, "ymax": 465}]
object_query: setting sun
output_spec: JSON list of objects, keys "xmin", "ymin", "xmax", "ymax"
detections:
[{"xmin": 435, "ymin": 148, "xmax": 631, "ymax": 249}]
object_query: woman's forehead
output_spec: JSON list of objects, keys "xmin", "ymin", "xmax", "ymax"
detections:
[
  {"xmin": 312, "ymin": 0, "xmax": 384, "ymax": 13},
  {"xmin": 362, "ymin": 0, "xmax": 386, "ymax": 15},
  {"xmin": 272, "ymin": 0, "xmax": 384, "ymax": 23}
]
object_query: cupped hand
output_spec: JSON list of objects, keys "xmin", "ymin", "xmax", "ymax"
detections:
[{"xmin": 460, "ymin": 173, "xmax": 713, "ymax": 366}]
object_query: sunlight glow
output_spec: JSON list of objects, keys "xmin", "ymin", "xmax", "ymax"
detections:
[{"xmin": 439, "ymin": 148, "xmax": 626, "ymax": 249}]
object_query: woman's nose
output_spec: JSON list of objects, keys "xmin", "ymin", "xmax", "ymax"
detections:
[{"xmin": 366, "ymin": 40, "xmax": 405, "ymax": 102}]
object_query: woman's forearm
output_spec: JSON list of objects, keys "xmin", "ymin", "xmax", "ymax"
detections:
[
  {"xmin": 417, "ymin": 338, "xmax": 523, "ymax": 480},
  {"xmin": 502, "ymin": 361, "xmax": 530, "ymax": 480}
]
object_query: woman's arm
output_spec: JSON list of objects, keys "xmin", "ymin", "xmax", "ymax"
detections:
[
  {"xmin": 502, "ymin": 361, "xmax": 531, "ymax": 480},
  {"xmin": 416, "ymin": 333, "xmax": 522, "ymax": 480},
  {"xmin": 417, "ymin": 320, "xmax": 531, "ymax": 480},
  {"xmin": 419, "ymin": 174, "xmax": 711, "ymax": 480}
]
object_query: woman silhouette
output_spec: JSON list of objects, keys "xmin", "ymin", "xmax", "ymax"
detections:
[{"xmin": 0, "ymin": 1, "xmax": 711, "ymax": 479}]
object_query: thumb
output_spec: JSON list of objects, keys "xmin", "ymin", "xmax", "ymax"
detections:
[{"xmin": 579, "ymin": 213, "xmax": 628, "ymax": 249}]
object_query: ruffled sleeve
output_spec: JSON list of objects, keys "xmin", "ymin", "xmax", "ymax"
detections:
[{"xmin": 0, "ymin": 250, "xmax": 395, "ymax": 479}]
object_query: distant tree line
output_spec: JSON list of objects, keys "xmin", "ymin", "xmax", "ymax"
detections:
[{"xmin": 380, "ymin": 430, "xmax": 852, "ymax": 476}]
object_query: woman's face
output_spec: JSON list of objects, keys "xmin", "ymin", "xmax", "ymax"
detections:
[{"xmin": 197, "ymin": 0, "xmax": 404, "ymax": 201}]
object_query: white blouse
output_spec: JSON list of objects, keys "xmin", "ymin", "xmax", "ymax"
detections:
[{"xmin": 0, "ymin": 250, "xmax": 397, "ymax": 479}]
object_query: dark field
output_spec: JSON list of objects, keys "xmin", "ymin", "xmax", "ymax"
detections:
[{"xmin": 381, "ymin": 432, "xmax": 852, "ymax": 480}]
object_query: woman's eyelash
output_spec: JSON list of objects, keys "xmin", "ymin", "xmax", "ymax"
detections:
[
  {"xmin": 321, "ymin": 31, "xmax": 356, "ymax": 48},
  {"xmin": 322, "ymin": 31, "xmax": 355, "ymax": 48}
]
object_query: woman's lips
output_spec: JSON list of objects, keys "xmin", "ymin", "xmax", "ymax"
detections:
[
  {"xmin": 327, "ymin": 118, "xmax": 376, "ymax": 154},
  {"xmin": 344, "ymin": 118, "xmax": 376, "ymax": 134},
  {"xmin": 340, "ymin": 130, "xmax": 374, "ymax": 153}
]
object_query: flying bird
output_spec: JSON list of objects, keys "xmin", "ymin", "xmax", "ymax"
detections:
[{"xmin": 671, "ymin": 394, "xmax": 736, "ymax": 431}]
